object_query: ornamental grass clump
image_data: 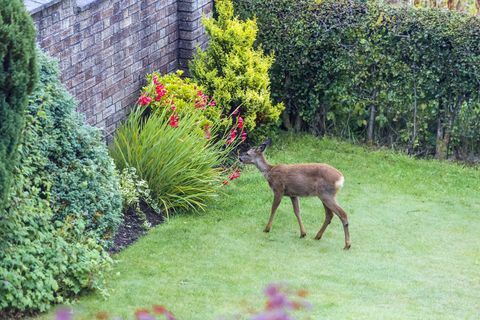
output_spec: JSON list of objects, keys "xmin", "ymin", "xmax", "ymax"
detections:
[{"xmin": 111, "ymin": 88, "xmax": 242, "ymax": 214}]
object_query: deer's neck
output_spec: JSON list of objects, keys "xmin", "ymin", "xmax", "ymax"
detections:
[{"xmin": 254, "ymin": 154, "xmax": 273, "ymax": 178}]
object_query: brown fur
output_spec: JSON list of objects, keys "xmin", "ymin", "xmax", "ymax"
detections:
[{"xmin": 240, "ymin": 140, "xmax": 351, "ymax": 250}]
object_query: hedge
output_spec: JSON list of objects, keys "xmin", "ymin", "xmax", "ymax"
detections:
[
  {"xmin": 0, "ymin": 0, "xmax": 38, "ymax": 210},
  {"xmin": 0, "ymin": 52, "xmax": 121, "ymax": 314},
  {"xmin": 234, "ymin": 0, "xmax": 480, "ymax": 159}
]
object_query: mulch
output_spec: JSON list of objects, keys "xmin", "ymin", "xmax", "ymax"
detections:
[{"xmin": 109, "ymin": 201, "xmax": 165, "ymax": 254}]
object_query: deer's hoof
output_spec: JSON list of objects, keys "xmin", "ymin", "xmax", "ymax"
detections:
[
  {"xmin": 263, "ymin": 228, "xmax": 270, "ymax": 233},
  {"xmin": 300, "ymin": 233, "xmax": 307, "ymax": 238},
  {"xmin": 343, "ymin": 244, "xmax": 351, "ymax": 250}
]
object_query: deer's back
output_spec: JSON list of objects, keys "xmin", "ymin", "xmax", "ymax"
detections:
[{"xmin": 267, "ymin": 163, "xmax": 344, "ymax": 197}]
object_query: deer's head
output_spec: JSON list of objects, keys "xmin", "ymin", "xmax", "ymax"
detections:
[{"xmin": 239, "ymin": 138, "xmax": 272, "ymax": 164}]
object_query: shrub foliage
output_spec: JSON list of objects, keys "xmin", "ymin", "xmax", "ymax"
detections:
[
  {"xmin": 0, "ymin": 52, "xmax": 121, "ymax": 314},
  {"xmin": 234, "ymin": 0, "xmax": 480, "ymax": 159},
  {"xmin": 190, "ymin": 0, "xmax": 284, "ymax": 139},
  {"xmin": 0, "ymin": 0, "xmax": 38, "ymax": 209}
]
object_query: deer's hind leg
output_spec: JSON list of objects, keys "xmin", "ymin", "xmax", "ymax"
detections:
[
  {"xmin": 319, "ymin": 195, "xmax": 351, "ymax": 250},
  {"xmin": 315, "ymin": 202, "xmax": 333, "ymax": 240},
  {"xmin": 291, "ymin": 197, "xmax": 307, "ymax": 238}
]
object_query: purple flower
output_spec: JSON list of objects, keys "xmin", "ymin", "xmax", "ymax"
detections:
[{"xmin": 55, "ymin": 308, "xmax": 72, "ymax": 320}]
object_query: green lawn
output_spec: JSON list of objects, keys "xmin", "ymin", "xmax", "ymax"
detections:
[{"xmin": 37, "ymin": 134, "xmax": 480, "ymax": 320}]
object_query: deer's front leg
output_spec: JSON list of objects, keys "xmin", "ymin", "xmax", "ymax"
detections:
[{"xmin": 264, "ymin": 193, "xmax": 282, "ymax": 233}]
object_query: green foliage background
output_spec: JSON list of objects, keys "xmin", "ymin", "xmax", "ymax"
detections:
[
  {"xmin": 0, "ymin": 0, "xmax": 38, "ymax": 210},
  {"xmin": 0, "ymin": 52, "xmax": 121, "ymax": 314},
  {"xmin": 234, "ymin": 0, "xmax": 480, "ymax": 159}
]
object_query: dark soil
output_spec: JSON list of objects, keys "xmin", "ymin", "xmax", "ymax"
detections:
[{"xmin": 109, "ymin": 201, "xmax": 164, "ymax": 254}]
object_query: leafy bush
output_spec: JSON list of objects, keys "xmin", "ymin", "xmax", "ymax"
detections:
[
  {"xmin": 0, "ymin": 0, "xmax": 38, "ymax": 210},
  {"xmin": 111, "ymin": 106, "xmax": 234, "ymax": 215},
  {"xmin": 189, "ymin": 0, "xmax": 284, "ymax": 139},
  {"xmin": 119, "ymin": 167, "xmax": 161, "ymax": 228},
  {"xmin": 234, "ymin": 0, "xmax": 480, "ymax": 159},
  {"xmin": 138, "ymin": 70, "xmax": 225, "ymax": 132},
  {"xmin": 0, "ymin": 52, "xmax": 120, "ymax": 314}
]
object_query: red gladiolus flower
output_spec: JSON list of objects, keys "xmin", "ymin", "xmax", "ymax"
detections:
[
  {"xmin": 170, "ymin": 105, "xmax": 176, "ymax": 111},
  {"xmin": 208, "ymin": 99, "xmax": 216, "ymax": 107},
  {"xmin": 241, "ymin": 131, "xmax": 247, "ymax": 142},
  {"xmin": 195, "ymin": 98, "xmax": 206, "ymax": 109},
  {"xmin": 204, "ymin": 129, "xmax": 211, "ymax": 140},
  {"xmin": 169, "ymin": 114, "xmax": 179, "ymax": 128},
  {"xmin": 197, "ymin": 90, "xmax": 204, "ymax": 96},
  {"xmin": 229, "ymin": 169, "xmax": 241, "ymax": 181},
  {"xmin": 155, "ymin": 84, "xmax": 167, "ymax": 101},
  {"xmin": 138, "ymin": 95, "xmax": 152, "ymax": 106},
  {"xmin": 237, "ymin": 116, "xmax": 244, "ymax": 129},
  {"xmin": 227, "ymin": 129, "xmax": 237, "ymax": 144},
  {"xmin": 153, "ymin": 75, "xmax": 160, "ymax": 85}
]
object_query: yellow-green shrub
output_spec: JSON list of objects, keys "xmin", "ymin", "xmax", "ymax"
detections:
[{"xmin": 189, "ymin": 0, "xmax": 283, "ymax": 138}]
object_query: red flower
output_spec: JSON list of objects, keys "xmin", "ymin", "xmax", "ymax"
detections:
[
  {"xmin": 237, "ymin": 116, "xmax": 244, "ymax": 129},
  {"xmin": 208, "ymin": 99, "xmax": 216, "ymax": 107},
  {"xmin": 241, "ymin": 131, "xmax": 247, "ymax": 142},
  {"xmin": 138, "ymin": 95, "xmax": 152, "ymax": 106},
  {"xmin": 229, "ymin": 169, "xmax": 241, "ymax": 181},
  {"xmin": 197, "ymin": 90, "xmax": 204, "ymax": 96},
  {"xmin": 153, "ymin": 75, "xmax": 160, "ymax": 85},
  {"xmin": 232, "ymin": 107, "xmax": 240, "ymax": 115},
  {"xmin": 226, "ymin": 129, "xmax": 237, "ymax": 144},
  {"xmin": 170, "ymin": 105, "xmax": 176, "ymax": 111},
  {"xmin": 152, "ymin": 305, "xmax": 176, "ymax": 320},
  {"xmin": 169, "ymin": 114, "xmax": 179, "ymax": 128},
  {"xmin": 195, "ymin": 98, "xmax": 206, "ymax": 109},
  {"xmin": 155, "ymin": 84, "xmax": 167, "ymax": 101},
  {"xmin": 204, "ymin": 129, "xmax": 211, "ymax": 140}
]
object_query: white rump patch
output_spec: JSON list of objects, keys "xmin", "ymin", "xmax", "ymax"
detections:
[{"xmin": 335, "ymin": 176, "xmax": 345, "ymax": 189}]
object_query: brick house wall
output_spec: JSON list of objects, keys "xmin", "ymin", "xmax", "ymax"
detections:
[{"xmin": 25, "ymin": 0, "xmax": 213, "ymax": 136}]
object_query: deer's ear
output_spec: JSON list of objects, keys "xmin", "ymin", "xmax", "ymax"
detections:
[{"xmin": 258, "ymin": 138, "xmax": 272, "ymax": 152}]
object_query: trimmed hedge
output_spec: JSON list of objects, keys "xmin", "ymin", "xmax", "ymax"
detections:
[
  {"xmin": 234, "ymin": 0, "xmax": 480, "ymax": 159},
  {"xmin": 0, "ymin": 52, "xmax": 121, "ymax": 314},
  {"xmin": 0, "ymin": 0, "xmax": 38, "ymax": 210}
]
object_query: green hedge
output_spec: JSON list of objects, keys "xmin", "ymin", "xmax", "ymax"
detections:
[
  {"xmin": 0, "ymin": 0, "xmax": 38, "ymax": 210},
  {"xmin": 0, "ymin": 52, "xmax": 121, "ymax": 314},
  {"xmin": 234, "ymin": 0, "xmax": 480, "ymax": 159}
]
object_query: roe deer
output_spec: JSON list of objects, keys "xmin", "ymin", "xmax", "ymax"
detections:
[{"xmin": 239, "ymin": 138, "xmax": 351, "ymax": 250}]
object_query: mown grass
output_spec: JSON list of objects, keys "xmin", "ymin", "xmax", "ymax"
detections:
[{"xmin": 36, "ymin": 134, "xmax": 480, "ymax": 320}]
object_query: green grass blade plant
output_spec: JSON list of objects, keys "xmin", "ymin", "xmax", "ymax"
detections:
[{"xmin": 110, "ymin": 107, "xmax": 234, "ymax": 216}]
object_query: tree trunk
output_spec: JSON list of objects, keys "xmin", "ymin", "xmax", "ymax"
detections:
[
  {"xmin": 293, "ymin": 113, "xmax": 302, "ymax": 132},
  {"xmin": 282, "ymin": 110, "xmax": 292, "ymax": 130},
  {"xmin": 408, "ymin": 83, "xmax": 418, "ymax": 155},
  {"xmin": 456, "ymin": 0, "xmax": 466, "ymax": 12},
  {"xmin": 367, "ymin": 105, "xmax": 376, "ymax": 145},
  {"xmin": 476, "ymin": 0, "xmax": 480, "ymax": 15},
  {"xmin": 435, "ymin": 116, "xmax": 447, "ymax": 160}
]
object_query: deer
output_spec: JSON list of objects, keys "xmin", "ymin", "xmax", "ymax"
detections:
[{"xmin": 239, "ymin": 138, "xmax": 351, "ymax": 250}]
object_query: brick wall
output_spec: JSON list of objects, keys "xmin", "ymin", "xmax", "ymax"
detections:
[{"xmin": 26, "ymin": 0, "xmax": 213, "ymax": 136}]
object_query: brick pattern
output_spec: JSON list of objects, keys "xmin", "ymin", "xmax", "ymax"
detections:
[{"xmin": 29, "ymin": 0, "xmax": 213, "ymax": 136}]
